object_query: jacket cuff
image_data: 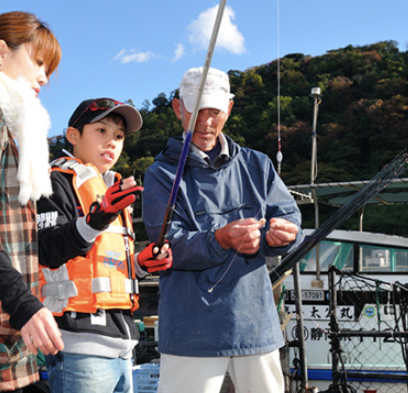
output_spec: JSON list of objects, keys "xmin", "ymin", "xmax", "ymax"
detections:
[
  {"xmin": 9, "ymin": 292, "xmax": 44, "ymax": 330},
  {"xmin": 134, "ymin": 253, "xmax": 149, "ymax": 279},
  {"xmin": 76, "ymin": 216, "xmax": 104, "ymax": 243},
  {"xmin": 209, "ymin": 229, "xmax": 230, "ymax": 259}
]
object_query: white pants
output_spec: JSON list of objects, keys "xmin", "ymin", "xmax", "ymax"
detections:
[{"xmin": 157, "ymin": 349, "xmax": 284, "ymax": 393}]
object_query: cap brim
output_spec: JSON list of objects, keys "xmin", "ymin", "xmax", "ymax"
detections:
[
  {"xmin": 183, "ymin": 94, "xmax": 231, "ymax": 114},
  {"xmin": 91, "ymin": 105, "xmax": 143, "ymax": 134}
]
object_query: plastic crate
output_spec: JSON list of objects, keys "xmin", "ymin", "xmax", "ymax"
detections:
[{"xmin": 133, "ymin": 363, "xmax": 160, "ymax": 393}]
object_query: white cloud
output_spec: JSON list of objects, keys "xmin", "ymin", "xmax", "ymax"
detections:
[
  {"xmin": 113, "ymin": 49, "xmax": 155, "ymax": 64},
  {"xmin": 188, "ymin": 5, "xmax": 246, "ymax": 55},
  {"xmin": 172, "ymin": 43, "xmax": 185, "ymax": 63}
]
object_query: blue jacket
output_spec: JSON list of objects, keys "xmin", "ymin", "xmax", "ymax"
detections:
[{"xmin": 143, "ymin": 134, "xmax": 303, "ymax": 357}]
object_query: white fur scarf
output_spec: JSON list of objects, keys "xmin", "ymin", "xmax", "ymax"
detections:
[{"xmin": 0, "ymin": 72, "xmax": 53, "ymax": 205}]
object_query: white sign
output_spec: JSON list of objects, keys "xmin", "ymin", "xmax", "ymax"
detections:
[{"xmin": 285, "ymin": 304, "xmax": 355, "ymax": 321}]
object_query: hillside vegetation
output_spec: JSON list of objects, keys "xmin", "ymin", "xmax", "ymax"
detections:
[{"xmin": 49, "ymin": 40, "xmax": 408, "ymax": 236}]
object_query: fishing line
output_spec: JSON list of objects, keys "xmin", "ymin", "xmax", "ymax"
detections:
[
  {"xmin": 209, "ymin": 0, "xmax": 295, "ymax": 294},
  {"xmin": 209, "ymin": 0, "xmax": 287, "ymax": 294},
  {"xmin": 276, "ymin": 0, "xmax": 282, "ymax": 175},
  {"xmin": 208, "ymin": 250, "xmax": 239, "ymax": 293},
  {"xmin": 208, "ymin": 216, "xmax": 266, "ymax": 293}
]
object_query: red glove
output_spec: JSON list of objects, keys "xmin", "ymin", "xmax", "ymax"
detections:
[
  {"xmin": 138, "ymin": 243, "xmax": 173, "ymax": 273},
  {"xmin": 86, "ymin": 180, "xmax": 143, "ymax": 230}
]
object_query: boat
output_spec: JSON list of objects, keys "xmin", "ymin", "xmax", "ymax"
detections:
[
  {"xmin": 277, "ymin": 172, "xmax": 408, "ymax": 393},
  {"xmin": 273, "ymin": 89, "xmax": 408, "ymax": 392}
]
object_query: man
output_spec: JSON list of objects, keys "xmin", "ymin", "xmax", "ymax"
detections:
[{"xmin": 142, "ymin": 67, "xmax": 303, "ymax": 393}]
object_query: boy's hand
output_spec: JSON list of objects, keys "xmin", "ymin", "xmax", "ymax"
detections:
[
  {"xmin": 86, "ymin": 179, "xmax": 143, "ymax": 230},
  {"xmin": 137, "ymin": 242, "xmax": 172, "ymax": 273}
]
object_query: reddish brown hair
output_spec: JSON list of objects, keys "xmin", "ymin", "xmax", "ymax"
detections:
[{"xmin": 0, "ymin": 11, "xmax": 61, "ymax": 76}]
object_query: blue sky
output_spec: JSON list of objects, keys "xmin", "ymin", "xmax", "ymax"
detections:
[{"xmin": 4, "ymin": 0, "xmax": 408, "ymax": 137}]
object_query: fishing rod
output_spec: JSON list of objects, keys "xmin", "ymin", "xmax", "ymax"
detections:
[
  {"xmin": 156, "ymin": 0, "xmax": 228, "ymax": 248},
  {"xmin": 270, "ymin": 150, "xmax": 408, "ymax": 285}
]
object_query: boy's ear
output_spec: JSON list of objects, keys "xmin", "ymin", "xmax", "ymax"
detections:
[{"xmin": 66, "ymin": 127, "xmax": 80, "ymax": 145}]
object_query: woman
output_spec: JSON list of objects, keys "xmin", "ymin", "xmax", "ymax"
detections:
[{"xmin": 0, "ymin": 11, "xmax": 64, "ymax": 392}]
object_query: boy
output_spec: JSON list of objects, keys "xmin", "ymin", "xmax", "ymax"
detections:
[{"xmin": 37, "ymin": 98, "xmax": 172, "ymax": 393}]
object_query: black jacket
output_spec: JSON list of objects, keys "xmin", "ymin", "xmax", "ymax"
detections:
[
  {"xmin": 0, "ymin": 251, "xmax": 43, "ymax": 330},
  {"xmin": 37, "ymin": 168, "xmax": 139, "ymax": 358}
]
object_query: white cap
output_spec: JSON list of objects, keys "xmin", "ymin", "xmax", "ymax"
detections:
[{"xmin": 179, "ymin": 67, "xmax": 234, "ymax": 113}]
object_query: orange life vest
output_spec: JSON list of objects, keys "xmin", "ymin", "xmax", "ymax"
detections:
[{"xmin": 39, "ymin": 157, "xmax": 139, "ymax": 316}]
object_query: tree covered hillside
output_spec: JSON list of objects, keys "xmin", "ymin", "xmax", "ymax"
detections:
[{"xmin": 49, "ymin": 40, "xmax": 408, "ymax": 236}]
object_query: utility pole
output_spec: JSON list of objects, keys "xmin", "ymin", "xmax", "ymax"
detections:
[{"xmin": 310, "ymin": 87, "xmax": 323, "ymax": 287}]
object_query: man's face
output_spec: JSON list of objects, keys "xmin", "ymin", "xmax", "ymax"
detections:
[{"xmin": 173, "ymin": 98, "xmax": 233, "ymax": 151}]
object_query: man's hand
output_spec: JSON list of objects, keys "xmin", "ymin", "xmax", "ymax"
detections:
[
  {"xmin": 137, "ymin": 243, "xmax": 173, "ymax": 273},
  {"xmin": 21, "ymin": 307, "xmax": 64, "ymax": 356},
  {"xmin": 215, "ymin": 218, "xmax": 264, "ymax": 255},
  {"xmin": 266, "ymin": 217, "xmax": 299, "ymax": 247},
  {"xmin": 86, "ymin": 177, "xmax": 143, "ymax": 230}
]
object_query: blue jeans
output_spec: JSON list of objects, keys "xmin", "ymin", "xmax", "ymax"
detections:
[{"xmin": 45, "ymin": 352, "xmax": 133, "ymax": 393}]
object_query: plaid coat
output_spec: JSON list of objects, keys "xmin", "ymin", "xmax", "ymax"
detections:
[{"xmin": 0, "ymin": 111, "xmax": 42, "ymax": 391}]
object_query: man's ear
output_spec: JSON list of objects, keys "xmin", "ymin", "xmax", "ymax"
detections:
[
  {"xmin": 172, "ymin": 98, "xmax": 182, "ymax": 120},
  {"xmin": 227, "ymin": 100, "xmax": 234, "ymax": 116},
  {"xmin": 65, "ymin": 127, "xmax": 80, "ymax": 146}
]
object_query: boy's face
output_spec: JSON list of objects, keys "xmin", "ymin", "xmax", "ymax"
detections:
[{"xmin": 68, "ymin": 117, "xmax": 126, "ymax": 174}]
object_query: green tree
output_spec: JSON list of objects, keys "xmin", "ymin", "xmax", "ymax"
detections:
[{"xmin": 47, "ymin": 40, "xmax": 408, "ymax": 237}]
